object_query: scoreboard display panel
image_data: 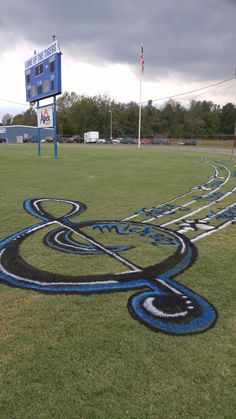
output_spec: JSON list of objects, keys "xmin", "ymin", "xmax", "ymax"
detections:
[{"xmin": 25, "ymin": 40, "xmax": 62, "ymax": 102}]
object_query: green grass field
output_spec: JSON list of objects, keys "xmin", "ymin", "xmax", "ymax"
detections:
[{"xmin": 0, "ymin": 144, "xmax": 235, "ymax": 419}]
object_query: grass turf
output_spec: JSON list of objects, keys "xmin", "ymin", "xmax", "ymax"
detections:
[{"xmin": 0, "ymin": 144, "xmax": 236, "ymax": 419}]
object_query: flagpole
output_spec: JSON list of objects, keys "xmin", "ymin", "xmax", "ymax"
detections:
[
  {"xmin": 138, "ymin": 44, "xmax": 144, "ymax": 149},
  {"xmin": 138, "ymin": 73, "xmax": 142, "ymax": 149}
]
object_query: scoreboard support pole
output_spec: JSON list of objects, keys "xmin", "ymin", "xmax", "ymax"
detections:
[
  {"xmin": 37, "ymin": 101, "xmax": 41, "ymax": 158},
  {"xmin": 53, "ymin": 96, "xmax": 57, "ymax": 160}
]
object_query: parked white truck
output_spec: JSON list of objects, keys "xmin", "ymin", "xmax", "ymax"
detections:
[{"xmin": 84, "ymin": 131, "xmax": 99, "ymax": 143}]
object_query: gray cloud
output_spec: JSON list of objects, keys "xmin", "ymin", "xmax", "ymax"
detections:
[{"xmin": 1, "ymin": 0, "xmax": 236, "ymax": 82}]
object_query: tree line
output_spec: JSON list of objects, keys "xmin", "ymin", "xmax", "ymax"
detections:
[{"xmin": 2, "ymin": 92, "xmax": 236, "ymax": 139}]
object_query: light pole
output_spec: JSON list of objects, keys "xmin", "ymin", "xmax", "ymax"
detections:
[
  {"xmin": 234, "ymin": 120, "xmax": 236, "ymax": 148},
  {"xmin": 109, "ymin": 109, "xmax": 113, "ymax": 140}
]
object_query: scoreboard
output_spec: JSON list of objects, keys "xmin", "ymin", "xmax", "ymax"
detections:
[{"xmin": 25, "ymin": 40, "xmax": 62, "ymax": 103}]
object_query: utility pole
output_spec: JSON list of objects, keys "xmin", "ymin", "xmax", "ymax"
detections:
[
  {"xmin": 109, "ymin": 108, "xmax": 113, "ymax": 140},
  {"xmin": 234, "ymin": 121, "xmax": 236, "ymax": 148}
]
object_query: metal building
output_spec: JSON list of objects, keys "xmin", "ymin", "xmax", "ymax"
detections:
[{"xmin": 0, "ymin": 125, "xmax": 53, "ymax": 143}]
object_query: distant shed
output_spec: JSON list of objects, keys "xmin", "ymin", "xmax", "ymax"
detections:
[{"xmin": 0, "ymin": 125, "xmax": 54, "ymax": 143}]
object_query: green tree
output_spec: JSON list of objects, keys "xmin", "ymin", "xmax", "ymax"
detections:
[
  {"xmin": 6, "ymin": 91, "xmax": 236, "ymax": 140},
  {"xmin": 184, "ymin": 100, "xmax": 206, "ymax": 137},
  {"xmin": 57, "ymin": 92, "xmax": 79, "ymax": 112},
  {"xmin": 12, "ymin": 108, "xmax": 37, "ymax": 126},
  {"xmin": 158, "ymin": 100, "xmax": 186, "ymax": 137},
  {"xmin": 193, "ymin": 101, "xmax": 220, "ymax": 137},
  {"xmin": 2, "ymin": 113, "xmax": 13, "ymax": 125},
  {"xmin": 220, "ymin": 103, "xmax": 236, "ymax": 135},
  {"xmin": 121, "ymin": 102, "xmax": 139, "ymax": 137},
  {"xmin": 142, "ymin": 100, "xmax": 157, "ymax": 137}
]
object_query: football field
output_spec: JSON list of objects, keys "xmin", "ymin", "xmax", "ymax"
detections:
[{"xmin": 0, "ymin": 144, "xmax": 235, "ymax": 419}]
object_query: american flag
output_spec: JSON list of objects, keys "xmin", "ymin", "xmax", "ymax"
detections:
[{"xmin": 140, "ymin": 45, "xmax": 144, "ymax": 74}]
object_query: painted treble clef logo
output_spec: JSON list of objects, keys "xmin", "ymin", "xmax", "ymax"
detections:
[{"xmin": 0, "ymin": 198, "xmax": 217, "ymax": 335}]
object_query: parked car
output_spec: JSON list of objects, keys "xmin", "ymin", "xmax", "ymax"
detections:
[
  {"xmin": 154, "ymin": 138, "xmax": 171, "ymax": 144},
  {"xmin": 23, "ymin": 136, "xmax": 37, "ymax": 143},
  {"xmin": 112, "ymin": 138, "xmax": 122, "ymax": 144},
  {"xmin": 162, "ymin": 139, "xmax": 171, "ymax": 144},
  {"xmin": 64, "ymin": 137, "xmax": 75, "ymax": 143},
  {"xmin": 97, "ymin": 138, "xmax": 106, "ymax": 144},
  {"xmin": 120, "ymin": 137, "xmax": 137, "ymax": 144},
  {"xmin": 29, "ymin": 137, "xmax": 37, "ymax": 143},
  {"xmin": 140, "ymin": 138, "xmax": 153, "ymax": 145},
  {"xmin": 0, "ymin": 138, "xmax": 6, "ymax": 143},
  {"xmin": 72, "ymin": 135, "xmax": 83, "ymax": 143},
  {"xmin": 57, "ymin": 135, "xmax": 65, "ymax": 143},
  {"xmin": 179, "ymin": 139, "xmax": 197, "ymax": 146},
  {"xmin": 42, "ymin": 137, "xmax": 53, "ymax": 143}
]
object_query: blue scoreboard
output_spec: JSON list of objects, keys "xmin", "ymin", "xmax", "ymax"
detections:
[{"xmin": 25, "ymin": 40, "xmax": 62, "ymax": 103}]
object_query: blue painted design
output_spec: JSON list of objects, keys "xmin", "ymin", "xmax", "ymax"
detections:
[
  {"xmin": 0, "ymin": 198, "xmax": 217, "ymax": 335},
  {"xmin": 207, "ymin": 192, "xmax": 224, "ymax": 201},
  {"xmin": 92, "ymin": 222, "xmax": 130, "ymax": 235},
  {"xmin": 194, "ymin": 196, "xmax": 204, "ymax": 201},
  {"xmin": 179, "ymin": 206, "xmax": 190, "ymax": 212},
  {"xmin": 93, "ymin": 223, "xmax": 178, "ymax": 247},
  {"xmin": 44, "ymin": 228, "xmax": 131, "ymax": 254},
  {"xmin": 138, "ymin": 204, "xmax": 190, "ymax": 218},
  {"xmin": 216, "ymin": 205, "xmax": 236, "ymax": 221},
  {"xmin": 201, "ymin": 180, "xmax": 223, "ymax": 190},
  {"xmin": 194, "ymin": 192, "xmax": 223, "ymax": 202}
]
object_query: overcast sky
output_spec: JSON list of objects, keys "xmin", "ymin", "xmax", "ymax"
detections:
[{"xmin": 0, "ymin": 0, "xmax": 236, "ymax": 121}]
